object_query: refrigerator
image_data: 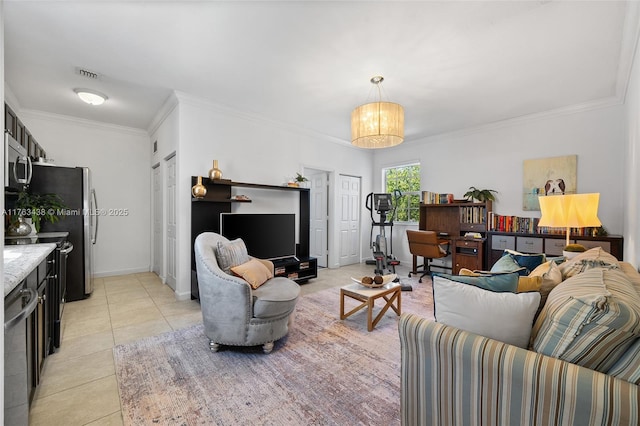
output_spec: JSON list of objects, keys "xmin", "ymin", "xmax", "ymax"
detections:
[{"xmin": 29, "ymin": 165, "xmax": 97, "ymax": 301}]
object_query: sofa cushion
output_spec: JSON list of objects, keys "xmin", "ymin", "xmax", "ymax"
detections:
[
  {"xmin": 607, "ymin": 337, "xmax": 640, "ymax": 385},
  {"xmin": 559, "ymin": 247, "xmax": 620, "ymax": 279},
  {"xmin": 231, "ymin": 258, "xmax": 274, "ymax": 289},
  {"xmin": 433, "ymin": 272, "xmax": 519, "ymax": 293},
  {"xmin": 531, "ymin": 268, "xmax": 640, "ymax": 372},
  {"xmin": 503, "ymin": 249, "xmax": 546, "ymax": 274},
  {"xmin": 490, "ymin": 254, "xmax": 528, "ymax": 275},
  {"xmin": 252, "ymin": 277, "xmax": 300, "ymax": 319},
  {"xmin": 215, "ymin": 238, "xmax": 250, "ymax": 274},
  {"xmin": 433, "ymin": 275, "xmax": 540, "ymax": 348}
]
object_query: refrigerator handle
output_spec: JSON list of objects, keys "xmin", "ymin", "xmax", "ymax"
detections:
[{"xmin": 91, "ymin": 189, "xmax": 98, "ymax": 244}]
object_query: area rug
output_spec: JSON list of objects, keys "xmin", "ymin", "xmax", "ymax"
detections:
[{"xmin": 113, "ymin": 277, "xmax": 434, "ymax": 425}]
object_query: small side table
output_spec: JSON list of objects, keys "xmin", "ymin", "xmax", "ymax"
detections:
[{"xmin": 340, "ymin": 282, "xmax": 401, "ymax": 331}]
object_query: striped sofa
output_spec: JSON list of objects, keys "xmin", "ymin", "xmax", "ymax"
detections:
[
  {"xmin": 399, "ymin": 260, "xmax": 640, "ymax": 425},
  {"xmin": 399, "ymin": 314, "xmax": 639, "ymax": 425}
]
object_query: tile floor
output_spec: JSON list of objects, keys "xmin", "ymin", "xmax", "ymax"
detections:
[{"xmin": 28, "ymin": 262, "xmax": 402, "ymax": 425}]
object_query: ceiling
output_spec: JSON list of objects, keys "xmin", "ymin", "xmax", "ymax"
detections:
[{"xmin": 3, "ymin": 1, "xmax": 638, "ymax": 144}]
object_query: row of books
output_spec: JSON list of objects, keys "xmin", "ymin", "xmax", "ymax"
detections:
[
  {"xmin": 460, "ymin": 206, "xmax": 486, "ymax": 224},
  {"xmin": 422, "ymin": 191, "xmax": 454, "ymax": 204},
  {"xmin": 488, "ymin": 213, "xmax": 599, "ymax": 236},
  {"xmin": 488, "ymin": 213, "xmax": 539, "ymax": 233}
]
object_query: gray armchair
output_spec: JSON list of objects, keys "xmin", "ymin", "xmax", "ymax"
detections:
[{"xmin": 194, "ymin": 232, "xmax": 300, "ymax": 353}]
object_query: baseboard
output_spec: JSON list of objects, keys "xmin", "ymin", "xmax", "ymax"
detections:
[{"xmin": 93, "ymin": 266, "xmax": 151, "ymax": 278}]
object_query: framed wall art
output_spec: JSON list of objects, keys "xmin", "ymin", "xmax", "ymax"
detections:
[{"xmin": 522, "ymin": 155, "xmax": 577, "ymax": 211}]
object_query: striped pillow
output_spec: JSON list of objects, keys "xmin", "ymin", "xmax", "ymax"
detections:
[
  {"xmin": 607, "ymin": 338, "xmax": 640, "ymax": 385},
  {"xmin": 532, "ymin": 268, "xmax": 640, "ymax": 372},
  {"xmin": 215, "ymin": 238, "xmax": 250, "ymax": 274}
]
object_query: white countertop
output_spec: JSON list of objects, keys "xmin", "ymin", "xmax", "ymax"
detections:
[{"xmin": 4, "ymin": 244, "xmax": 56, "ymax": 297}]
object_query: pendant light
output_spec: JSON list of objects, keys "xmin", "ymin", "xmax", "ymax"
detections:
[{"xmin": 351, "ymin": 76, "xmax": 404, "ymax": 149}]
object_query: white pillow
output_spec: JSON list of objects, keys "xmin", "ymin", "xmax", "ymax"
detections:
[{"xmin": 433, "ymin": 275, "xmax": 541, "ymax": 348}]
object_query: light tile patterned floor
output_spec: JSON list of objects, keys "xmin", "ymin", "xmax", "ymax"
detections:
[{"xmin": 28, "ymin": 262, "xmax": 397, "ymax": 425}]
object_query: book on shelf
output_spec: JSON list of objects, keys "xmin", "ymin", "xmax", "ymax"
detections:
[
  {"xmin": 422, "ymin": 191, "xmax": 454, "ymax": 204},
  {"xmin": 459, "ymin": 206, "xmax": 486, "ymax": 224},
  {"xmin": 488, "ymin": 213, "xmax": 539, "ymax": 233}
]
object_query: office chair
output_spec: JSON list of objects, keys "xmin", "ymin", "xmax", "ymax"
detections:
[{"xmin": 406, "ymin": 230, "xmax": 450, "ymax": 282}]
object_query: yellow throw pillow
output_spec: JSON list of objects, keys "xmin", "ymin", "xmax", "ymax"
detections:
[
  {"xmin": 458, "ymin": 268, "xmax": 482, "ymax": 276},
  {"xmin": 517, "ymin": 275, "xmax": 542, "ymax": 293},
  {"xmin": 230, "ymin": 258, "xmax": 274, "ymax": 289}
]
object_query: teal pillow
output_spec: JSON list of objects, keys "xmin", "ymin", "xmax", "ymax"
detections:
[
  {"xmin": 434, "ymin": 272, "xmax": 519, "ymax": 293},
  {"xmin": 490, "ymin": 254, "xmax": 528, "ymax": 276},
  {"xmin": 504, "ymin": 249, "xmax": 546, "ymax": 274}
]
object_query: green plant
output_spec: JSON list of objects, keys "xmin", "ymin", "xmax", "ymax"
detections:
[
  {"xmin": 295, "ymin": 173, "xmax": 308, "ymax": 182},
  {"xmin": 14, "ymin": 190, "xmax": 67, "ymax": 233},
  {"xmin": 564, "ymin": 243, "xmax": 587, "ymax": 253},
  {"xmin": 463, "ymin": 186, "xmax": 498, "ymax": 202}
]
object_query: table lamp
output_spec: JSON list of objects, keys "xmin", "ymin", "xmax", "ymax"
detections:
[{"xmin": 538, "ymin": 193, "xmax": 601, "ymax": 253}]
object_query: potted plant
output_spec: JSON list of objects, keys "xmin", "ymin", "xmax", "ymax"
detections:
[
  {"xmin": 13, "ymin": 189, "xmax": 67, "ymax": 233},
  {"xmin": 563, "ymin": 243, "xmax": 587, "ymax": 259},
  {"xmin": 463, "ymin": 186, "xmax": 498, "ymax": 202},
  {"xmin": 289, "ymin": 173, "xmax": 309, "ymax": 188}
]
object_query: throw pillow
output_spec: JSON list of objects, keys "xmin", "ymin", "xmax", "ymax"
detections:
[
  {"xmin": 458, "ymin": 268, "xmax": 481, "ymax": 276},
  {"xmin": 230, "ymin": 258, "xmax": 274, "ymax": 289},
  {"xmin": 529, "ymin": 260, "xmax": 563, "ymax": 315},
  {"xmin": 531, "ymin": 268, "xmax": 640, "ymax": 373},
  {"xmin": 517, "ymin": 275, "xmax": 542, "ymax": 293},
  {"xmin": 215, "ymin": 238, "xmax": 250, "ymax": 274},
  {"xmin": 432, "ymin": 275, "xmax": 541, "ymax": 348},
  {"xmin": 490, "ymin": 254, "xmax": 528, "ymax": 276},
  {"xmin": 607, "ymin": 337, "xmax": 640, "ymax": 385},
  {"xmin": 559, "ymin": 247, "xmax": 620, "ymax": 279},
  {"xmin": 504, "ymin": 249, "xmax": 546, "ymax": 274},
  {"xmin": 433, "ymin": 272, "xmax": 519, "ymax": 293},
  {"xmin": 560, "ymin": 259, "xmax": 620, "ymax": 280}
]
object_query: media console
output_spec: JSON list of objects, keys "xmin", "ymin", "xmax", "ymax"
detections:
[
  {"xmin": 272, "ymin": 256, "xmax": 318, "ymax": 282},
  {"xmin": 190, "ymin": 177, "xmax": 317, "ymax": 299}
]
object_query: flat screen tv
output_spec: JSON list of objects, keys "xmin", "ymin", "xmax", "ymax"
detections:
[{"xmin": 220, "ymin": 213, "xmax": 296, "ymax": 260}]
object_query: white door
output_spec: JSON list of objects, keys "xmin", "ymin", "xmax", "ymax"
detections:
[
  {"xmin": 166, "ymin": 154, "xmax": 177, "ymax": 289},
  {"xmin": 339, "ymin": 175, "xmax": 361, "ymax": 266},
  {"xmin": 309, "ymin": 171, "xmax": 329, "ymax": 267},
  {"xmin": 152, "ymin": 165, "xmax": 163, "ymax": 277}
]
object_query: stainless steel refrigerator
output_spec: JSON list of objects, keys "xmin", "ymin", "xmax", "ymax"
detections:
[{"xmin": 29, "ymin": 165, "xmax": 97, "ymax": 301}]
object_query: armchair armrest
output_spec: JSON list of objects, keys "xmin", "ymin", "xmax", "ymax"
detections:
[{"xmin": 399, "ymin": 313, "xmax": 639, "ymax": 426}]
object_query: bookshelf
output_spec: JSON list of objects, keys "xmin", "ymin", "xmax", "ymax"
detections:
[{"xmin": 418, "ymin": 201, "xmax": 491, "ymax": 272}]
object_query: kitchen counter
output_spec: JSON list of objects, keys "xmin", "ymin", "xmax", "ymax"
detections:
[{"xmin": 4, "ymin": 243, "xmax": 56, "ymax": 297}]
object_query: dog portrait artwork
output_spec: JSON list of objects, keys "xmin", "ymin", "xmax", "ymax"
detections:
[
  {"xmin": 523, "ymin": 155, "xmax": 577, "ymax": 210},
  {"xmin": 544, "ymin": 178, "xmax": 566, "ymax": 195}
]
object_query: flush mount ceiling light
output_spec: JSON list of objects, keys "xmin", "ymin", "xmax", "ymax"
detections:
[
  {"xmin": 74, "ymin": 88, "xmax": 108, "ymax": 106},
  {"xmin": 351, "ymin": 76, "xmax": 404, "ymax": 149}
]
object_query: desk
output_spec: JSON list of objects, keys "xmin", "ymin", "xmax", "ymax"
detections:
[{"xmin": 452, "ymin": 237, "xmax": 485, "ymax": 273}]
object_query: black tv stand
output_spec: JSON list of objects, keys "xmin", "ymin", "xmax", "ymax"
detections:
[{"xmin": 272, "ymin": 257, "xmax": 318, "ymax": 283}]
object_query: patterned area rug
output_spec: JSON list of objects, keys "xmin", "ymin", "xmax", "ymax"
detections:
[{"xmin": 114, "ymin": 277, "xmax": 434, "ymax": 425}]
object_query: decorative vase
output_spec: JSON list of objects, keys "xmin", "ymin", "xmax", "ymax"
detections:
[
  {"xmin": 7, "ymin": 216, "xmax": 32, "ymax": 236},
  {"xmin": 191, "ymin": 176, "xmax": 207, "ymax": 199},
  {"xmin": 208, "ymin": 160, "xmax": 223, "ymax": 180}
]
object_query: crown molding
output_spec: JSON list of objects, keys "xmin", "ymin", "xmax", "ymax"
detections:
[
  {"xmin": 147, "ymin": 92, "xmax": 179, "ymax": 135},
  {"xmin": 408, "ymin": 95, "xmax": 624, "ymax": 145},
  {"xmin": 20, "ymin": 108, "xmax": 148, "ymax": 137}
]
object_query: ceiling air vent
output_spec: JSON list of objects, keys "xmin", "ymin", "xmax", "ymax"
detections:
[{"xmin": 75, "ymin": 67, "xmax": 101, "ymax": 80}]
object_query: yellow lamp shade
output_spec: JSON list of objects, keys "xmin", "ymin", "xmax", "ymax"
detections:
[{"xmin": 538, "ymin": 193, "xmax": 601, "ymax": 247}]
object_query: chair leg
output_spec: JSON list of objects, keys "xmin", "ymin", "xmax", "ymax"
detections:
[
  {"xmin": 263, "ymin": 342, "xmax": 274, "ymax": 354},
  {"xmin": 209, "ymin": 340, "xmax": 220, "ymax": 352}
]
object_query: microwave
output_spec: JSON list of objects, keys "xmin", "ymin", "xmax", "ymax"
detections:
[{"xmin": 4, "ymin": 130, "xmax": 32, "ymax": 191}]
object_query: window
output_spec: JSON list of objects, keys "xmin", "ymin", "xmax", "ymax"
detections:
[{"xmin": 384, "ymin": 163, "xmax": 421, "ymax": 223}]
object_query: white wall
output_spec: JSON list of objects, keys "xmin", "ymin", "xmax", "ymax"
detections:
[
  {"xmin": 624, "ymin": 27, "xmax": 640, "ymax": 269},
  {"xmin": 162, "ymin": 93, "xmax": 373, "ymax": 298},
  {"xmin": 374, "ymin": 104, "xmax": 627, "ymax": 266},
  {"xmin": 18, "ymin": 111, "xmax": 152, "ymax": 276}
]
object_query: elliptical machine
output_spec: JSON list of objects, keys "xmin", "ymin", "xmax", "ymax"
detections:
[{"xmin": 365, "ymin": 191, "xmax": 402, "ymax": 277}]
